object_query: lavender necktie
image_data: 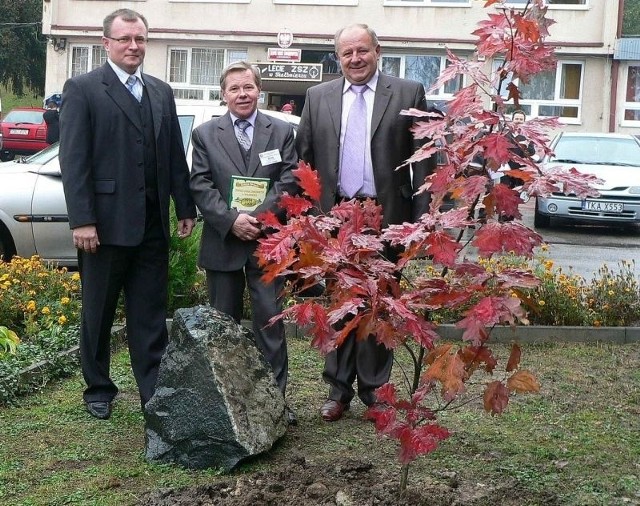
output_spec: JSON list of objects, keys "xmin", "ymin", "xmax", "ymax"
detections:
[
  {"xmin": 340, "ymin": 84, "xmax": 368, "ymax": 198},
  {"xmin": 125, "ymin": 75, "xmax": 141, "ymax": 102},
  {"xmin": 235, "ymin": 119, "xmax": 252, "ymax": 151}
]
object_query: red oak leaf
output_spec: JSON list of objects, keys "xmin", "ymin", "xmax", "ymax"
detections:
[
  {"xmin": 425, "ymin": 231, "xmax": 462, "ymax": 267},
  {"xmin": 483, "ymin": 380, "xmax": 510, "ymax": 415},
  {"xmin": 457, "ymin": 345, "xmax": 498, "ymax": 374},
  {"xmin": 279, "ymin": 194, "xmax": 314, "ymax": 218},
  {"xmin": 472, "ymin": 221, "xmax": 543, "ymax": 257},
  {"xmin": 506, "ymin": 343, "xmax": 522, "ymax": 372},
  {"xmin": 292, "ymin": 161, "xmax": 321, "ymax": 202},
  {"xmin": 507, "ymin": 369, "xmax": 541, "ymax": 393},
  {"xmin": 424, "ymin": 346, "xmax": 467, "ymax": 401}
]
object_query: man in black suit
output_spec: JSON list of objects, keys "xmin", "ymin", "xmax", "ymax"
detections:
[
  {"xmin": 189, "ymin": 61, "xmax": 298, "ymax": 424},
  {"xmin": 296, "ymin": 23, "xmax": 434, "ymax": 422},
  {"xmin": 59, "ymin": 8, "xmax": 196, "ymax": 420}
]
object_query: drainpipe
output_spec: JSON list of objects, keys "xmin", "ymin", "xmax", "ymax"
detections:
[{"xmin": 609, "ymin": 0, "xmax": 625, "ymax": 132}]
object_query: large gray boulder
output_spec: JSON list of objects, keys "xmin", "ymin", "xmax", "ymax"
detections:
[{"xmin": 144, "ymin": 305, "xmax": 287, "ymax": 471}]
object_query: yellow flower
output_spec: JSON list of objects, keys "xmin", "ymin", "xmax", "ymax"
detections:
[
  {"xmin": 71, "ymin": 273, "xmax": 80, "ymax": 281},
  {"xmin": 60, "ymin": 297, "xmax": 70, "ymax": 305},
  {"xmin": 608, "ymin": 290, "xmax": 614, "ymax": 296},
  {"xmin": 26, "ymin": 300, "xmax": 36, "ymax": 312},
  {"xmin": 538, "ymin": 300, "xmax": 546, "ymax": 306},
  {"xmin": 41, "ymin": 306, "xmax": 51, "ymax": 315},
  {"xmin": 58, "ymin": 315, "xmax": 67, "ymax": 325},
  {"xmin": 593, "ymin": 320, "xmax": 601, "ymax": 327}
]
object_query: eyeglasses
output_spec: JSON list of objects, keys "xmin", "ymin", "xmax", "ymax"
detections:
[{"xmin": 106, "ymin": 36, "xmax": 148, "ymax": 45}]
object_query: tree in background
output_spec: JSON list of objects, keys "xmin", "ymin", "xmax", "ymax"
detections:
[
  {"xmin": 623, "ymin": 0, "xmax": 640, "ymax": 36},
  {"xmin": 0, "ymin": 0, "xmax": 46, "ymax": 96}
]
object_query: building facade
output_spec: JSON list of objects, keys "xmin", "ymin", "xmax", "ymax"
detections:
[{"xmin": 41, "ymin": 0, "xmax": 638, "ymax": 133}]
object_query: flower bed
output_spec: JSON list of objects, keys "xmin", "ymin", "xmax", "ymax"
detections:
[{"xmin": 0, "ymin": 256, "xmax": 81, "ymax": 404}]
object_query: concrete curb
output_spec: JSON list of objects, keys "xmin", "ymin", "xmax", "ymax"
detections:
[{"xmin": 276, "ymin": 321, "xmax": 640, "ymax": 344}]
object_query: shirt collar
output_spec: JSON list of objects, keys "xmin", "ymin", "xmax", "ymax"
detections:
[
  {"xmin": 343, "ymin": 71, "xmax": 378, "ymax": 94},
  {"xmin": 107, "ymin": 59, "xmax": 145, "ymax": 86},
  {"xmin": 230, "ymin": 109, "xmax": 258, "ymax": 126}
]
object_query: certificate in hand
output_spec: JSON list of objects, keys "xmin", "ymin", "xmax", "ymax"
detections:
[{"xmin": 229, "ymin": 175, "xmax": 270, "ymax": 211}]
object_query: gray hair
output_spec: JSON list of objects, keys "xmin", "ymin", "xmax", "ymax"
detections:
[
  {"xmin": 103, "ymin": 9, "xmax": 148, "ymax": 37},
  {"xmin": 220, "ymin": 61, "xmax": 262, "ymax": 90},
  {"xmin": 334, "ymin": 24, "xmax": 379, "ymax": 54}
]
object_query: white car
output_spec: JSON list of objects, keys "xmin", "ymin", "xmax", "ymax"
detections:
[
  {"xmin": 0, "ymin": 104, "xmax": 300, "ymax": 265},
  {"xmin": 534, "ymin": 132, "xmax": 640, "ymax": 229}
]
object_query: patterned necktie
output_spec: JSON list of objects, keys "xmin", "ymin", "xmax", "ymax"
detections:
[
  {"xmin": 235, "ymin": 119, "xmax": 252, "ymax": 151},
  {"xmin": 340, "ymin": 84, "xmax": 368, "ymax": 198},
  {"xmin": 126, "ymin": 75, "xmax": 142, "ymax": 102}
]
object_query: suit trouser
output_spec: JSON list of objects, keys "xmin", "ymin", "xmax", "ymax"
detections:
[
  {"xmin": 205, "ymin": 253, "xmax": 287, "ymax": 394},
  {"xmin": 78, "ymin": 225, "xmax": 168, "ymax": 408}
]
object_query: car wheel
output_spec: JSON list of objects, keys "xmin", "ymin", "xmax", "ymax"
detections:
[
  {"xmin": 534, "ymin": 199, "xmax": 551, "ymax": 229},
  {"xmin": 0, "ymin": 224, "xmax": 16, "ymax": 262},
  {"xmin": 0, "ymin": 150, "xmax": 14, "ymax": 162}
]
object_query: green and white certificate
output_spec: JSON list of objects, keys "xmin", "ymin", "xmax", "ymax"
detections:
[{"xmin": 229, "ymin": 175, "xmax": 270, "ymax": 211}]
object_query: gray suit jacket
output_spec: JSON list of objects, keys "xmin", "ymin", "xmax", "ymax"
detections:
[
  {"xmin": 59, "ymin": 63, "xmax": 196, "ymax": 245},
  {"xmin": 190, "ymin": 111, "xmax": 298, "ymax": 271},
  {"xmin": 296, "ymin": 73, "xmax": 434, "ymax": 226}
]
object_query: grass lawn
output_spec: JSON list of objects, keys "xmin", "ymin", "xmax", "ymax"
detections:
[{"xmin": 0, "ymin": 336, "xmax": 639, "ymax": 505}]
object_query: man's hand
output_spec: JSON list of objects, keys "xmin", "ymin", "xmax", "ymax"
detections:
[
  {"xmin": 73, "ymin": 224, "xmax": 100, "ymax": 253},
  {"xmin": 177, "ymin": 218, "xmax": 195, "ymax": 239},
  {"xmin": 231, "ymin": 213, "xmax": 261, "ymax": 241}
]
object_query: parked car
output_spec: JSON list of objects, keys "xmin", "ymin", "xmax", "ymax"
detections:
[
  {"xmin": 534, "ymin": 132, "xmax": 640, "ymax": 229},
  {"xmin": 0, "ymin": 107, "xmax": 49, "ymax": 161},
  {"xmin": 0, "ymin": 104, "xmax": 300, "ymax": 265}
]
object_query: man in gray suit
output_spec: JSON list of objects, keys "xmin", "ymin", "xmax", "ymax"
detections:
[
  {"xmin": 59, "ymin": 9, "xmax": 196, "ymax": 420},
  {"xmin": 296, "ymin": 23, "xmax": 434, "ymax": 422},
  {"xmin": 189, "ymin": 62, "xmax": 298, "ymax": 424}
]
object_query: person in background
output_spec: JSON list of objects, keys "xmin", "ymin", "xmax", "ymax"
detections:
[
  {"xmin": 43, "ymin": 100, "xmax": 60, "ymax": 145},
  {"xmin": 59, "ymin": 8, "xmax": 196, "ymax": 420},
  {"xmin": 189, "ymin": 61, "xmax": 299, "ymax": 425},
  {"xmin": 503, "ymin": 109, "xmax": 535, "ymax": 189},
  {"xmin": 295, "ymin": 23, "xmax": 434, "ymax": 422}
]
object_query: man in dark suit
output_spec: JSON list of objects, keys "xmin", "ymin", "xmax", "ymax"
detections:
[
  {"xmin": 296, "ymin": 23, "xmax": 434, "ymax": 422},
  {"xmin": 59, "ymin": 8, "xmax": 196, "ymax": 420},
  {"xmin": 189, "ymin": 61, "xmax": 299, "ymax": 424}
]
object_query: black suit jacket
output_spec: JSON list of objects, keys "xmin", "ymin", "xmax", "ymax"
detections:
[
  {"xmin": 296, "ymin": 73, "xmax": 434, "ymax": 227},
  {"xmin": 59, "ymin": 63, "xmax": 196, "ymax": 245}
]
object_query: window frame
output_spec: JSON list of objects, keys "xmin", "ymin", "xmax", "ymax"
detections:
[
  {"xmin": 621, "ymin": 62, "xmax": 640, "ymax": 126},
  {"xmin": 380, "ymin": 53, "xmax": 464, "ymax": 108},
  {"xmin": 504, "ymin": 0, "xmax": 588, "ymax": 9},
  {"xmin": 492, "ymin": 58, "xmax": 585, "ymax": 124},
  {"xmin": 166, "ymin": 46, "xmax": 248, "ymax": 102},
  {"xmin": 272, "ymin": 0, "xmax": 357, "ymax": 4},
  {"xmin": 383, "ymin": 0, "xmax": 470, "ymax": 6},
  {"xmin": 69, "ymin": 44, "xmax": 108, "ymax": 77}
]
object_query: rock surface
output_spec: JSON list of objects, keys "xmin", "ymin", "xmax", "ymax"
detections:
[{"xmin": 144, "ymin": 305, "xmax": 287, "ymax": 471}]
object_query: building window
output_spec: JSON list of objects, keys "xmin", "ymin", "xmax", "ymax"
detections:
[
  {"xmin": 273, "ymin": 0, "xmax": 357, "ymax": 4},
  {"xmin": 505, "ymin": 0, "xmax": 587, "ymax": 7},
  {"xmin": 381, "ymin": 54, "xmax": 463, "ymax": 109},
  {"xmin": 623, "ymin": 64, "xmax": 640, "ymax": 124},
  {"xmin": 168, "ymin": 47, "xmax": 248, "ymax": 101},
  {"xmin": 70, "ymin": 45, "xmax": 107, "ymax": 77},
  {"xmin": 492, "ymin": 59, "xmax": 583, "ymax": 123},
  {"xmin": 383, "ymin": 0, "xmax": 469, "ymax": 6}
]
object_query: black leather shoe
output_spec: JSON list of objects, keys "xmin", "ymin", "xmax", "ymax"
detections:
[
  {"xmin": 320, "ymin": 399, "xmax": 350, "ymax": 422},
  {"xmin": 286, "ymin": 406, "xmax": 298, "ymax": 426},
  {"xmin": 85, "ymin": 401, "xmax": 112, "ymax": 420}
]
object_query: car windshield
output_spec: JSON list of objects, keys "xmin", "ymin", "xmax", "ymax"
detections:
[
  {"xmin": 551, "ymin": 136, "xmax": 640, "ymax": 167},
  {"xmin": 4, "ymin": 110, "xmax": 44, "ymax": 124},
  {"xmin": 18, "ymin": 143, "xmax": 60, "ymax": 164}
]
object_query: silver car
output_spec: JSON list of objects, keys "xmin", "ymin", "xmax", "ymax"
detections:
[
  {"xmin": 534, "ymin": 132, "xmax": 640, "ymax": 229},
  {"xmin": 0, "ymin": 105, "xmax": 300, "ymax": 265}
]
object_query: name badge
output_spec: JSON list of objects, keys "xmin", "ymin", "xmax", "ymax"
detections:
[{"xmin": 259, "ymin": 149, "xmax": 282, "ymax": 166}]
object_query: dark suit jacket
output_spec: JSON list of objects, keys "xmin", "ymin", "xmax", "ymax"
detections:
[
  {"xmin": 59, "ymin": 63, "xmax": 196, "ymax": 245},
  {"xmin": 189, "ymin": 111, "xmax": 298, "ymax": 271},
  {"xmin": 296, "ymin": 73, "xmax": 434, "ymax": 227}
]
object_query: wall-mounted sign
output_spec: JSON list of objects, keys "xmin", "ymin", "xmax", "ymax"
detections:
[
  {"xmin": 267, "ymin": 48, "xmax": 301, "ymax": 62},
  {"xmin": 277, "ymin": 28, "xmax": 293, "ymax": 49},
  {"xmin": 254, "ymin": 63, "xmax": 322, "ymax": 82}
]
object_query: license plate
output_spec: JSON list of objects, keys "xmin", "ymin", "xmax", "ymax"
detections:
[
  {"xmin": 582, "ymin": 200, "xmax": 623, "ymax": 213},
  {"xmin": 9, "ymin": 129, "xmax": 28, "ymax": 135}
]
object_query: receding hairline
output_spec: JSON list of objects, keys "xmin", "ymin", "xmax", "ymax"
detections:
[
  {"xmin": 334, "ymin": 24, "xmax": 379, "ymax": 54},
  {"xmin": 103, "ymin": 9, "xmax": 148, "ymax": 37}
]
